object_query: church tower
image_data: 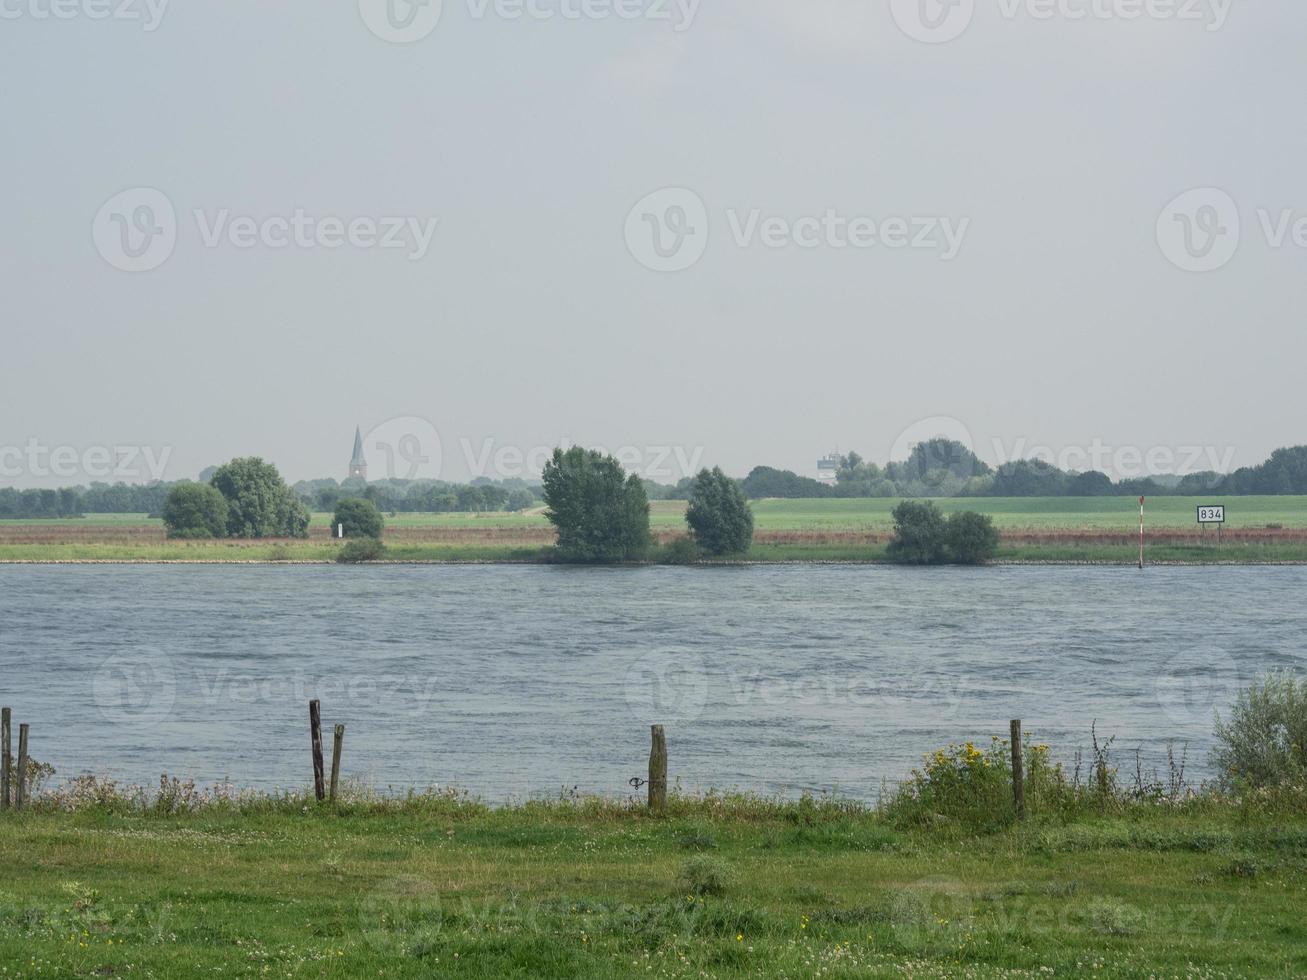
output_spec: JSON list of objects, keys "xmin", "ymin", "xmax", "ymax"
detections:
[{"xmin": 349, "ymin": 426, "xmax": 367, "ymax": 480}]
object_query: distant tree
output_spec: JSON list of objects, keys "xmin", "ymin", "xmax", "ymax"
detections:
[
  {"xmin": 987, "ymin": 459, "xmax": 1070, "ymax": 497},
  {"xmin": 210, "ymin": 457, "xmax": 308, "ymax": 538},
  {"xmin": 542, "ymin": 447, "xmax": 650, "ymax": 562},
  {"xmin": 741, "ymin": 466, "xmax": 833, "ymax": 499},
  {"xmin": 1176, "ymin": 471, "xmax": 1226, "ymax": 495},
  {"xmin": 887, "ymin": 500, "xmax": 949, "ymax": 565},
  {"xmin": 161, "ymin": 483, "xmax": 229, "ymax": 539},
  {"xmin": 1068, "ymin": 471, "xmax": 1115, "ymax": 497},
  {"xmin": 506, "ymin": 488, "xmax": 536, "ymax": 512},
  {"xmin": 686, "ymin": 467, "xmax": 754, "ymax": 557},
  {"xmin": 946, "ymin": 511, "xmax": 1000, "ymax": 564},
  {"xmin": 903, "ymin": 438, "xmax": 991, "ymax": 481},
  {"xmin": 332, "ymin": 498, "xmax": 384, "ymax": 539}
]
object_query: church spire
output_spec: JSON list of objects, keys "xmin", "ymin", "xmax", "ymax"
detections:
[{"xmin": 349, "ymin": 426, "xmax": 367, "ymax": 481}]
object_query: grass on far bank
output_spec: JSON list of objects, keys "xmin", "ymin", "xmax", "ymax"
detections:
[
  {"xmin": 3, "ymin": 788, "xmax": 1306, "ymax": 978},
  {"xmin": 4, "ymin": 538, "xmax": 1307, "ymax": 564}
]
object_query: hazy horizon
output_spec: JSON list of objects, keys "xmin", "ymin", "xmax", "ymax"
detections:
[{"xmin": 4, "ymin": 2, "xmax": 1303, "ymax": 488}]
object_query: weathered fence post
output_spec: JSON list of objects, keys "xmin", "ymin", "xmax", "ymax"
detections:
[
  {"xmin": 1, "ymin": 707, "xmax": 10, "ymax": 811},
  {"xmin": 309, "ymin": 700, "xmax": 325, "ymax": 802},
  {"xmin": 330, "ymin": 724, "xmax": 345, "ymax": 802},
  {"xmin": 16, "ymin": 723, "xmax": 29, "ymax": 811},
  {"xmin": 648, "ymin": 725, "xmax": 667, "ymax": 814},
  {"xmin": 1010, "ymin": 719, "xmax": 1024, "ymax": 821}
]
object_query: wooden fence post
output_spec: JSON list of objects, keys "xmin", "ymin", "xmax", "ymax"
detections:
[
  {"xmin": 1010, "ymin": 719, "xmax": 1024, "ymax": 821},
  {"xmin": 648, "ymin": 725, "xmax": 667, "ymax": 814},
  {"xmin": 15, "ymin": 724, "xmax": 29, "ymax": 811},
  {"xmin": 1, "ymin": 707, "xmax": 10, "ymax": 811},
  {"xmin": 330, "ymin": 724, "xmax": 345, "ymax": 802},
  {"xmin": 309, "ymin": 700, "xmax": 325, "ymax": 802}
]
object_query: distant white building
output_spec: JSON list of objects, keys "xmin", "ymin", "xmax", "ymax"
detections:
[{"xmin": 817, "ymin": 452, "xmax": 840, "ymax": 483}]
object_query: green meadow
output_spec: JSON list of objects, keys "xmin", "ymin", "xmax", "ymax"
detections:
[{"xmin": 3, "ymin": 794, "xmax": 1305, "ymax": 979}]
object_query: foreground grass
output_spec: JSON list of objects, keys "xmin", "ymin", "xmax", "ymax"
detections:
[{"xmin": 2, "ymin": 795, "xmax": 1305, "ymax": 978}]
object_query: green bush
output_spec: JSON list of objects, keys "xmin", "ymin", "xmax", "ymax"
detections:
[
  {"xmin": 946, "ymin": 511, "xmax": 999, "ymax": 564},
  {"xmin": 332, "ymin": 498, "xmax": 385, "ymax": 539},
  {"xmin": 884, "ymin": 737, "xmax": 1067, "ymax": 832},
  {"xmin": 336, "ymin": 538, "xmax": 386, "ymax": 563},
  {"xmin": 541, "ymin": 447, "xmax": 650, "ymax": 563},
  {"xmin": 685, "ymin": 467, "xmax": 754, "ymax": 556},
  {"xmin": 1213, "ymin": 674, "xmax": 1307, "ymax": 790},
  {"xmin": 682, "ymin": 856, "xmax": 734, "ymax": 896},
  {"xmin": 886, "ymin": 500, "xmax": 948, "ymax": 564},
  {"xmin": 658, "ymin": 537, "xmax": 702, "ymax": 565},
  {"xmin": 161, "ymin": 483, "xmax": 229, "ymax": 539}
]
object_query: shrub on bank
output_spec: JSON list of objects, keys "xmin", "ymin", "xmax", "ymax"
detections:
[
  {"xmin": 1213, "ymin": 674, "xmax": 1307, "ymax": 790},
  {"xmin": 657, "ymin": 537, "xmax": 703, "ymax": 565},
  {"xmin": 887, "ymin": 501, "xmax": 999, "ymax": 565},
  {"xmin": 945, "ymin": 511, "xmax": 1000, "ymax": 564},
  {"xmin": 886, "ymin": 501, "xmax": 949, "ymax": 564},
  {"xmin": 161, "ymin": 483, "xmax": 229, "ymax": 539},
  {"xmin": 336, "ymin": 538, "xmax": 386, "ymax": 563}
]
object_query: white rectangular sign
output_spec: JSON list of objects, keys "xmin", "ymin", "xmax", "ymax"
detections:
[{"xmin": 1197, "ymin": 505, "xmax": 1226, "ymax": 525}]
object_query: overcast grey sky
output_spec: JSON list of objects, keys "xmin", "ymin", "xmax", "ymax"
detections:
[{"xmin": 2, "ymin": 0, "xmax": 1303, "ymax": 487}]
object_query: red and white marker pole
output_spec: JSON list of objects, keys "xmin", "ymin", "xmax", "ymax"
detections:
[{"xmin": 1138, "ymin": 495, "xmax": 1146, "ymax": 570}]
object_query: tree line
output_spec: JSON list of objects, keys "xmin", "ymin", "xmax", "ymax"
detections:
[
  {"xmin": 6, "ymin": 441, "xmax": 1306, "ymax": 522},
  {"xmin": 741, "ymin": 442, "xmax": 1307, "ymax": 500}
]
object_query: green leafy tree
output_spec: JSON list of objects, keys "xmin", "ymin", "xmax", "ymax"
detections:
[
  {"xmin": 541, "ymin": 447, "xmax": 650, "ymax": 563},
  {"xmin": 210, "ymin": 457, "xmax": 309, "ymax": 538},
  {"xmin": 332, "ymin": 498, "xmax": 385, "ymax": 539},
  {"xmin": 161, "ymin": 483, "xmax": 229, "ymax": 539},
  {"xmin": 946, "ymin": 511, "xmax": 999, "ymax": 564},
  {"xmin": 685, "ymin": 467, "xmax": 754, "ymax": 556},
  {"xmin": 887, "ymin": 500, "xmax": 949, "ymax": 565}
]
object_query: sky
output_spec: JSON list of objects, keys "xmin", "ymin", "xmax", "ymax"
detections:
[{"xmin": 2, "ymin": 0, "xmax": 1304, "ymax": 487}]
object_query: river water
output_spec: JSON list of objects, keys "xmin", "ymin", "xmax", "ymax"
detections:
[{"xmin": 1, "ymin": 565, "xmax": 1302, "ymax": 802}]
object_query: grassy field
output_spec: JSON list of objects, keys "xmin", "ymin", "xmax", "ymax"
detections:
[
  {"xmin": 3, "ymin": 795, "xmax": 1305, "ymax": 978},
  {"xmin": 0, "ymin": 496, "xmax": 1304, "ymax": 563}
]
